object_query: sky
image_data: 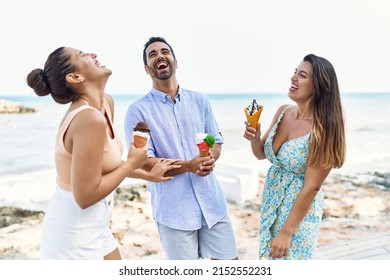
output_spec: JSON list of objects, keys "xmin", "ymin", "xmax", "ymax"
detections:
[{"xmin": 1, "ymin": 0, "xmax": 389, "ymax": 96}]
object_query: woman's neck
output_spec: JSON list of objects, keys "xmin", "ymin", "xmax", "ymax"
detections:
[
  {"xmin": 295, "ymin": 104, "xmax": 313, "ymax": 121},
  {"xmin": 77, "ymin": 93, "xmax": 104, "ymax": 111}
]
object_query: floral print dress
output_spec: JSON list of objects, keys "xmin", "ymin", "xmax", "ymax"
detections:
[{"xmin": 259, "ymin": 106, "xmax": 324, "ymax": 260}]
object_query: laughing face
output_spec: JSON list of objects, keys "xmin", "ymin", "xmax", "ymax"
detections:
[
  {"xmin": 288, "ymin": 61, "xmax": 313, "ymax": 102},
  {"xmin": 144, "ymin": 41, "xmax": 177, "ymax": 80},
  {"xmin": 65, "ymin": 47, "xmax": 112, "ymax": 81}
]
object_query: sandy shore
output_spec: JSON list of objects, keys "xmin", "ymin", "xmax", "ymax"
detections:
[{"xmin": 0, "ymin": 173, "xmax": 389, "ymax": 260}]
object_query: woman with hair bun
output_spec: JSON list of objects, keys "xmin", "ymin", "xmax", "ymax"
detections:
[{"xmin": 27, "ymin": 47, "xmax": 180, "ymax": 260}]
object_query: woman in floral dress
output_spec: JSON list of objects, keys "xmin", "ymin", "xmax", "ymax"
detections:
[{"xmin": 243, "ymin": 54, "xmax": 346, "ymax": 259}]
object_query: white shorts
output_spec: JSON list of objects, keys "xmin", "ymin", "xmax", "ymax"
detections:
[{"xmin": 40, "ymin": 186, "xmax": 117, "ymax": 259}]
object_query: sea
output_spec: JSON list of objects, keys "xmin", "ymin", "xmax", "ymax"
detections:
[{"xmin": 1, "ymin": 92, "xmax": 389, "ymax": 211}]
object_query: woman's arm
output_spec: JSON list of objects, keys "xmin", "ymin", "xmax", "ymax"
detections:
[
  {"xmin": 70, "ymin": 110, "xmax": 147, "ymax": 209},
  {"xmin": 140, "ymin": 147, "xmax": 216, "ymax": 178},
  {"xmin": 127, "ymin": 159, "xmax": 182, "ymax": 182}
]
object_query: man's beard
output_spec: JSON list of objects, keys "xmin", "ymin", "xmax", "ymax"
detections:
[
  {"xmin": 156, "ymin": 71, "xmax": 172, "ymax": 80},
  {"xmin": 154, "ymin": 69, "xmax": 173, "ymax": 80}
]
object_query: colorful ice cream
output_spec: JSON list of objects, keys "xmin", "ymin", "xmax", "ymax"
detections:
[
  {"xmin": 244, "ymin": 99, "xmax": 263, "ymax": 128},
  {"xmin": 133, "ymin": 121, "xmax": 150, "ymax": 148},
  {"xmin": 195, "ymin": 132, "xmax": 215, "ymax": 157}
]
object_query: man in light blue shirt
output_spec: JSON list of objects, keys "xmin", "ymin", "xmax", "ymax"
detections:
[{"xmin": 124, "ymin": 37, "xmax": 238, "ymax": 260}]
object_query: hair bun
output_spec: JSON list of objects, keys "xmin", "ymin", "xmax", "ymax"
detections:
[{"xmin": 26, "ymin": 68, "xmax": 51, "ymax": 97}]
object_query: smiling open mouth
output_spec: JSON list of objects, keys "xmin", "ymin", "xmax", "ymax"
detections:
[{"xmin": 156, "ymin": 61, "xmax": 168, "ymax": 70}]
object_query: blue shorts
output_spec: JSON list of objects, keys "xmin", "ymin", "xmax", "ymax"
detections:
[{"xmin": 155, "ymin": 214, "xmax": 238, "ymax": 260}]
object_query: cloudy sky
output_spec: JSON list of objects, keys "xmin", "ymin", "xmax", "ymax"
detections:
[{"xmin": 1, "ymin": 0, "xmax": 389, "ymax": 96}]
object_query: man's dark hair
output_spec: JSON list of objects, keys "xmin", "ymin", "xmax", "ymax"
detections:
[{"xmin": 143, "ymin": 36, "xmax": 176, "ymax": 65}]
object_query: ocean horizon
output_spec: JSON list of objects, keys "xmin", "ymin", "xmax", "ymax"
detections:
[{"xmin": 1, "ymin": 92, "xmax": 389, "ymax": 211}]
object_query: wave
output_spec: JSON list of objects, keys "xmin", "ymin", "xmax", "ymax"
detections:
[{"xmin": 0, "ymin": 168, "xmax": 56, "ymax": 211}]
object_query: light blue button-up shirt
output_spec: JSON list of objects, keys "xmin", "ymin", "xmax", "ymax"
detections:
[{"xmin": 124, "ymin": 87, "xmax": 228, "ymax": 230}]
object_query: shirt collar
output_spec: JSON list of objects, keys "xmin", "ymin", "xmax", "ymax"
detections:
[{"xmin": 151, "ymin": 86, "xmax": 182, "ymax": 103}]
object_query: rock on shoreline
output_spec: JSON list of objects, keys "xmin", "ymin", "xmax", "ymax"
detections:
[
  {"xmin": 0, "ymin": 99, "xmax": 36, "ymax": 114},
  {"xmin": 0, "ymin": 207, "xmax": 44, "ymax": 228}
]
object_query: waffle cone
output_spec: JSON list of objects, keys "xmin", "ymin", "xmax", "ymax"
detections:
[
  {"xmin": 199, "ymin": 148, "xmax": 210, "ymax": 157},
  {"xmin": 134, "ymin": 135, "xmax": 148, "ymax": 148},
  {"xmin": 244, "ymin": 105, "xmax": 263, "ymax": 128}
]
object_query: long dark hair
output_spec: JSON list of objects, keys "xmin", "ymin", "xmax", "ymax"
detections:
[{"xmin": 305, "ymin": 54, "xmax": 346, "ymax": 168}]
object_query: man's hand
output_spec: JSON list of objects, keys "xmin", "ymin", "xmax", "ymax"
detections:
[{"xmin": 195, "ymin": 154, "xmax": 216, "ymax": 177}]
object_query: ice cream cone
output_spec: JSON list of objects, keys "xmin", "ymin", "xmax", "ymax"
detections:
[
  {"xmin": 199, "ymin": 148, "xmax": 210, "ymax": 157},
  {"xmin": 244, "ymin": 105, "xmax": 263, "ymax": 129},
  {"xmin": 196, "ymin": 132, "xmax": 214, "ymax": 157},
  {"xmin": 133, "ymin": 135, "xmax": 148, "ymax": 148},
  {"xmin": 133, "ymin": 121, "xmax": 150, "ymax": 148}
]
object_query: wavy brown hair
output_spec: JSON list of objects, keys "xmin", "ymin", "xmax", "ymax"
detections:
[{"xmin": 305, "ymin": 54, "xmax": 346, "ymax": 168}]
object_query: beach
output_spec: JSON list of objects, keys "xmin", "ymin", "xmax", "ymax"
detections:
[
  {"xmin": 1, "ymin": 171, "xmax": 389, "ymax": 260},
  {"xmin": 1, "ymin": 92, "xmax": 390, "ymax": 260}
]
